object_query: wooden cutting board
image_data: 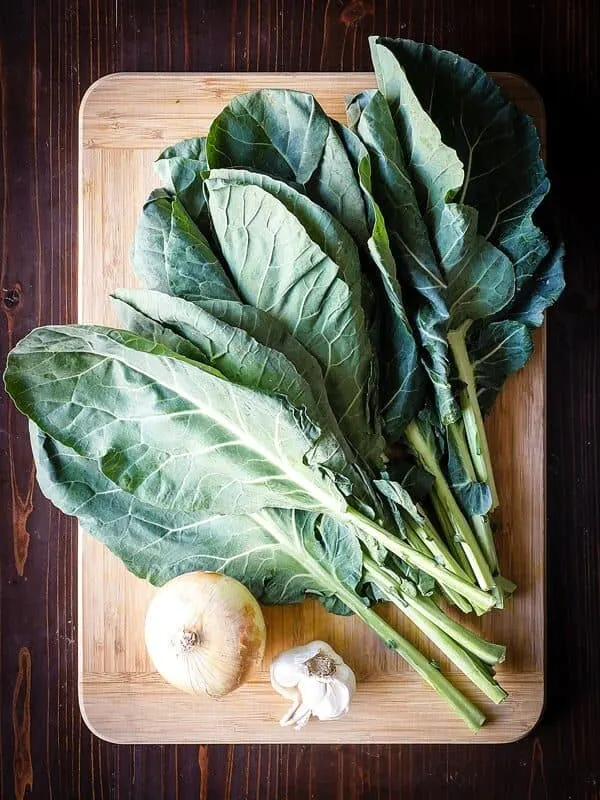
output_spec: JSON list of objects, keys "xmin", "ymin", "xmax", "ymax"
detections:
[{"xmin": 78, "ymin": 72, "xmax": 545, "ymax": 744}]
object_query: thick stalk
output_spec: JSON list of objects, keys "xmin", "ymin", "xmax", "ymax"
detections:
[
  {"xmin": 253, "ymin": 511, "xmax": 486, "ymax": 732},
  {"xmin": 403, "ymin": 522, "xmax": 472, "ymax": 614},
  {"xmin": 405, "ymin": 507, "xmax": 471, "ymax": 581},
  {"xmin": 405, "ymin": 421, "xmax": 496, "ymax": 592},
  {"xmin": 447, "ymin": 420, "xmax": 500, "ymax": 575},
  {"xmin": 344, "ymin": 507, "xmax": 495, "ymax": 612},
  {"xmin": 401, "ymin": 595, "xmax": 506, "ymax": 665},
  {"xmin": 447, "ymin": 321, "xmax": 499, "ymax": 509},
  {"xmin": 365, "ymin": 559, "xmax": 505, "ymax": 663},
  {"xmin": 430, "ymin": 490, "xmax": 477, "ymax": 581},
  {"xmin": 364, "ymin": 560, "xmax": 507, "ymax": 704}
]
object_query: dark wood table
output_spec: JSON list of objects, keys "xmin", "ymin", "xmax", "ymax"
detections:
[{"xmin": 1, "ymin": 2, "xmax": 598, "ymax": 797}]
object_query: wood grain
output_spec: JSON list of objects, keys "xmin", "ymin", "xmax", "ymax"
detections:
[
  {"xmin": 77, "ymin": 72, "xmax": 545, "ymax": 744},
  {"xmin": 1, "ymin": 0, "xmax": 598, "ymax": 796}
]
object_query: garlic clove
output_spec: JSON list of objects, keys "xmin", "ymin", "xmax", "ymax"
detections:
[{"xmin": 312, "ymin": 678, "xmax": 354, "ymax": 722}]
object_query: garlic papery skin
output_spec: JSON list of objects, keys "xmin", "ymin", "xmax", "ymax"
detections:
[
  {"xmin": 145, "ymin": 571, "xmax": 266, "ymax": 698},
  {"xmin": 270, "ymin": 640, "xmax": 356, "ymax": 729}
]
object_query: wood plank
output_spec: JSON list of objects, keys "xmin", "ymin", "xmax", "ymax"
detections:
[{"xmin": 78, "ymin": 71, "xmax": 546, "ymax": 743}]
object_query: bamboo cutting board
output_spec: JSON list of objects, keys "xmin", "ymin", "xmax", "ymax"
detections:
[{"xmin": 78, "ymin": 72, "xmax": 545, "ymax": 744}]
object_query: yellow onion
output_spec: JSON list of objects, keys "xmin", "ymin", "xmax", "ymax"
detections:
[{"xmin": 144, "ymin": 571, "xmax": 266, "ymax": 698}]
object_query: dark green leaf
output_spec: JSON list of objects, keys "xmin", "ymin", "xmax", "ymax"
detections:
[
  {"xmin": 205, "ymin": 178, "xmax": 384, "ymax": 467},
  {"xmin": 131, "ymin": 190, "xmax": 237, "ymax": 303},
  {"xmin": 334, "ymin": 119, "xmax": 426, "ymax": 438},
  {"xmin": 154, "ymin": 137, "xmax": 209, "ymax": 224},
  {"xmin": 31, "ymin": 425, "xmax": 361, "ymax": 613},
  {"xmin": 6, "ymin": 325, "xmax": 347, "ymax": 515},
  {"xmin": 467, "ymin": 320, "xmax": 534, "ymax": 415},
  {"xmin": 206, "ymin": 89, "xmax": 329, "ymax": 183},
  {"xmin": 374, "ymin": 36, "xmax": 551, "ymax": 293}
]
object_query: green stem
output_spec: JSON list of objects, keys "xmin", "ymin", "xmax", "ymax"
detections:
[
  {"xmin": 364, "ymin": 559, "xmax": 507, "ymax": 704},
  {"xmin": 405, "ymin": 507, "xmax": 471, "ymax": 581},
  {"xmin": 447, "ymin": 419, "xmax": 500, "ymax": 575},
  {"xmin": 401, "ymin": 595, "xmax": 505, "ymax": 666},
  {"xmin": 447, "ymin": 321, "xmax": 499, "ymax": 509},
  {"xmin": 364, "ymin": 558, "xmax": 505, "ymax": 664},
  {"xmin": 405, "ymin": 421, "xmax": 496, "ymax": 592},
  {"xmin": 403, "ymin": 522, "xmax": 472, "ymax": 614},
  {"xmin": 472, "ymin": 516, "xmax": 499, "ymax": 575},
  {"xmin": 253, "ymin": 511, "xmax": 486, "ymax": 733},
  {"xmin": 344, "ymin": 507, "xmax": 495, "ymax": 612},
  {"xmin": 430, "ymin": 490, "xmax": 477, "ymax": 581}
]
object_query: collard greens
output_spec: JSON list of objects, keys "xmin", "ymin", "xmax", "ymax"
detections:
[{"xmin": 4, "ymin": 36, "xmax": 564, "ymax": 732}]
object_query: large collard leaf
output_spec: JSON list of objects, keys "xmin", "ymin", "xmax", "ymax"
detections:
[
  {"xmin": 205, "ymin": 179, "xmax": 384, "ymax": 467},
  {"xmin": 333, "ymin": 121, "xmax": 425, "ymax": 440},
  {"xmin": 347, "ymin": 89, "xmax": 441, "ymax": 294},
  {"xmin": 374, "ymin": 37, "xmax": 552, "ymax": 295},
  {"xmin": 369, "ymin": 39, "xmax": 463, "ymax": 228},
  {"xmin": 6, "ymin": 325, "xmax": 348, "ymax": 516},
  {"xmin": 372, "ymin": 37, "xmax": 565, "ymax": 412},
  {"xmin": 31, "ymin": 425, "xmax": 362, "ymax": 612},
  {"xmin": 206, "ymin": 167, "xmax": 364, "ymax": 297},
  {"xmin": 112, "ymin": 289, "xmax": 384, "ymax": 532},
  {"xmin": 131, "ymin": 190, "xmax": 238, "ymax": 303},
  {"xmin": 206, "ymin": 89, "xmax": 329, "ymax": 183},
  {"xmin": 154, "ymin": 137, "xmax": 209, "ymax": 225},
  {"xmin": 368, "ymin": 39, "xmax": 516, "ymax": 422},
  {"xmin": 205, "ymin": 89, "xmax": 369, "ymax": 243},
  {"xmin": 111, "ymin": 288, "xmax": 354, "ymax": 474},
  {"xmin": 348, "ymin": 88, "xmax": 514, "ymax": 334},
  {"xmin": 467, "ymin": 320, "xmax": 533, "ymax": 415},
  {"xmin": 128, "ymin": 188, "xmax": 363, "ymax": 424},
  {"xmin": 305, "ymin": 123, "xmax": 370, "ymax": 243},
  {"xmin": 366, "ymin": 44, "xmax": 459, "ymax": 425},
  {"xmin": 205, "ymin": 167, "xmax": 377, "ymax": 356}
]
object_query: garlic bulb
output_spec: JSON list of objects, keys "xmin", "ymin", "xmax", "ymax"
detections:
[
  {"xmin": 270, "ymin": 640, "xmax": 356, "ymax": 729},
  {"xmin": 145, "ymin": 571, "xmax": 266, "ymax": 698}
]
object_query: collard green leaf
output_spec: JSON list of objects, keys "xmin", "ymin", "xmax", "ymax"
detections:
[
  {"xmin": 112, "ymin": 287, "xmax": 354, "ymax": 474},
  {"xmin": 206, "ymin": 167, "xmax": 364, "ymax": 298},
  {"xmin": 374, "ymin": 36, "xmax": 551, "ymax": 293},
  {"xmin": 206, "ymin": 89, "xmax": 329, "ymax": 184},
  {"xmin": 154, "ymin": 137, "xmax": 209, "ymax": 224},
  {"xmin": 369, "ymin": 39, "xmax": 464, "ymax": 226},
  {"xmin": 367, "ymin": 39, "xmax": 517, "ymax": 424},
  {"xmin": 371, "ymin": 35, "xmax": 565, "ymax": 413},
  {"xmin": 131, "ymin": 190, "xmax": 238, "ymax": 303},
  {"xmin": 113, "ymin": 289, "xmax": 383, "ymax": 520},
  {"xmin": 206, "ymin": 89, "xmax": 369, "ymax": 243},
  {"xmin": 334, "ymin": 120, "xmax": 426, "ymax": 440},
  {"xmin": 436, "ymin": 203, "xmax": 514, "ymax": 327},
  {"xmin": 6, "ymin": 325, "xmax": 347, "ymax": 515},
  {"xmin": 31, "ymin": 425, "xmax": 362, "ymax": 613},
  {"xmin": 205, "ymin": 179, "xmax": 384, "ymax": 467},
  {"xmin": 467, "ymin": 320, "xmax": 534, "ymax": 415}
]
